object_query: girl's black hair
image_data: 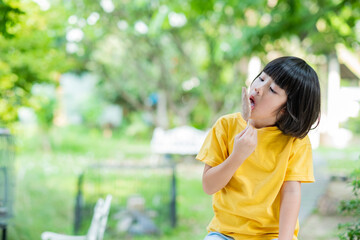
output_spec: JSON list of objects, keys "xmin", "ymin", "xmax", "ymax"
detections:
[{"xmin": 262, "ymin": 56, "xmax": 321, "ymax": 138}]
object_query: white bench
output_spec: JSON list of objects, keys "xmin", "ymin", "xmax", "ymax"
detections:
[
  {"xmin": 151, "ymin": 126, "xmax": 207, "ymax": 155},
  {"xmin": 41, "ymin": 195, "xmax": 112, "ymax": 240}
]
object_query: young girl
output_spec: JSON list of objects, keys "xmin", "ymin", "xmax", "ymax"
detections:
[{"xmin": 196, "ymin": 56, "xmax": 321, "ymax": 240}]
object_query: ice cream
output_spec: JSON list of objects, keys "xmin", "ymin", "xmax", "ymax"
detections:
[{"xmin": 242, "ymin": 87, "xmax": 251, "ymax": 123}]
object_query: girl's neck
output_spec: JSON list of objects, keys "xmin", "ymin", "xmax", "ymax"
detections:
[{"xmin": 249, "ymin": 119, "xmax": 276, "ymax": 129}]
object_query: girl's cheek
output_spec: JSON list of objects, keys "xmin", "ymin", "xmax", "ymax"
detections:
[{"xmin": 250, "ymin": 82, "xmax": 259, "ymax": 89}]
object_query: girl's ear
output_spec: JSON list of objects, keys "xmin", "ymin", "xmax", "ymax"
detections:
[
  {"xmin": 276, "ymin": 106, "xmax": 287, "ymax": 122},
  {"xmin": 277, "ymin": 106, "xmax": 287, "ymax": 118}
]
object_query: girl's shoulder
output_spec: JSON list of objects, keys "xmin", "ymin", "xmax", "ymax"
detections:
[
  {"xmin": 218, "ymin": 112, "xmax": 245, "ymax": 123},
  {"xmin": 213, "ymin": 112, "xmax": 246, "ymax": 134},
  {"xmin": 292, "ymin": 134, "xmax": 311, "ymax": 147},
  {"xmin": 217, "ymin": 112, "xmax": 246, "ymax": 127},
  {"xmin": 278, "ymin": 132, "xmax": 311, "ymax": 146}
]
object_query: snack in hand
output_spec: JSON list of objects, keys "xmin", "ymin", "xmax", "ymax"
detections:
[{"xmin": 242, "ymin": 87, "xmax": 251, "ymax": 122}]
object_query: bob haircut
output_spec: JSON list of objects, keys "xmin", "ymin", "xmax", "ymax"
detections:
[{"xmin": 257, "ymin": 56, "xmax": 321, "ymax": 139}]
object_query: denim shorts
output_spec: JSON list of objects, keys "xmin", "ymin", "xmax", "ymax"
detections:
[
  {"xmin": 203, "ymin": 232, "xmax": 234, "ymax": 240},
  {"xmin": 204, "ymin": 232, "xmax": 278, "ymax": 240}
]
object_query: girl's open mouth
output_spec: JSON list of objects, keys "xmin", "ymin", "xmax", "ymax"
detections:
[{"xmin": 250, "ymin": 96, "xmax": 255, "ymax": 110}]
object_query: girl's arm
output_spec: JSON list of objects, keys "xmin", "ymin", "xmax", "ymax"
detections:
[
  {"xmin": 278, "ymin": 181, "xmax": 301, "ymax": 240},
  {"xmin": 202, "ymin": 156, "xmax": 243, "ymax": 195},
  {"xmin": 202, "ymin": 125, "xmax": 257, "ymax": 195}
]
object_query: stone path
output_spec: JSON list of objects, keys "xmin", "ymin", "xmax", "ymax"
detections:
[{"xmin": 299, "ymin": 152, "xmax": 330, "ymax": 224}]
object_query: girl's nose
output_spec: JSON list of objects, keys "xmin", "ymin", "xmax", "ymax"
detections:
[{"xmin": 255, "ymin": 87, "xmax": 263, "ymax": 95}]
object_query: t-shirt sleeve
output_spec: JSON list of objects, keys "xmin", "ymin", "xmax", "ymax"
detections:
[
  {"xmin": 285, "ymin": 141, "xmax": 315, "ymax": 183},
  {"xmin": 195, "ymin": 118, "xmax": 229, "ymax": 167}
]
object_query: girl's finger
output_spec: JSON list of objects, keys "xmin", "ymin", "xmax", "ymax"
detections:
[
  {"xmin": 247, "ymin": 125, "xmax": 256, "ymax": 138},
  {"xmin": 239, "ymin": 125, "xmax": 254, "ymax": 139},
  {"xmin": 236, "ymin": 125, "xmax": 250, "ymax": 139}
]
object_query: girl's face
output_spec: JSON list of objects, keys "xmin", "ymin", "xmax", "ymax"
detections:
[{"xmin": 248, "ymin": 72, "xmax": 287, "ymax": 128}]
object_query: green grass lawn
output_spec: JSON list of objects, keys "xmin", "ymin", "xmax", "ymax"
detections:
[
  {"xmin": 8, "ymin": 126, "xmax": 212, "ymax": 240},
  {"xmin": 315, "ymin": 145, "xmax": 360, "ymax": 175},
  {"xmin": 9, "ymin": 126, "xmax": 359, "ymax": 240}
]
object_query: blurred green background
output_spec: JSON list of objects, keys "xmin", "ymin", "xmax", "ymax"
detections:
[{"xmin": 0, "ymin": 0, "xmax": 360, "ymax": 239}]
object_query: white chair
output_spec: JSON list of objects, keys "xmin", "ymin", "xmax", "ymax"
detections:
[{"xmin": 41, "ymin": 195, "xmax": 112, "ymax": 240}]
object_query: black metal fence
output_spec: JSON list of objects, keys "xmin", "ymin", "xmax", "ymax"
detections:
[
  {"xmin": 0, "ymin": 129, "xmax": 15, "ymax": 240},
  {"xmin": 73, "ymin": 162, "xmax": 177, "ymax": 238}
]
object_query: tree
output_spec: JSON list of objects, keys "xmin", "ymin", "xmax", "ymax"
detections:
[
  {"xmin": 43, "ymin": 0, "xmax": 360, "ymax": 129},
  {"xmin": 0, "ymin": 0, "xmax": 23, "ymax": 38},
  {"xmin": 0, "ymin": 0, "xmax": 75, "ymax": 127}
]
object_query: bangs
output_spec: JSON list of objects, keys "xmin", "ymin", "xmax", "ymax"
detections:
[{"xmin": 262, "ymin": 58, "xmax": 307, "ymax": 97}]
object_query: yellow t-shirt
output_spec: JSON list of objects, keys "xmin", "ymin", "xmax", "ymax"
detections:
[{"xmin": 196, "ymin": 113, "xmax": 315, "ymax": 240}]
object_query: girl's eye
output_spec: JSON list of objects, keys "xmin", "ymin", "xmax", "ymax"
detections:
[
  {"xmin": 259, "ymin": 77, "xmax": 264, "ymax": 82},
  {"xmin": 270, "ymin": 87, "xmax": 277, "ymax": 94}
]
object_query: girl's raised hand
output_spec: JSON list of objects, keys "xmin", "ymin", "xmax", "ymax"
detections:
[{"xmin": 231, "ymin": 125, "xmax": 257, "ymax": 162}]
